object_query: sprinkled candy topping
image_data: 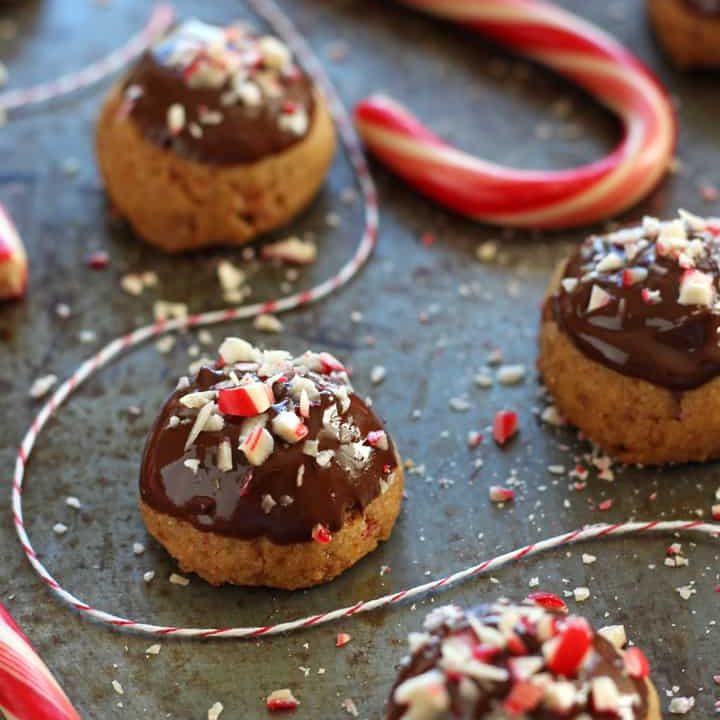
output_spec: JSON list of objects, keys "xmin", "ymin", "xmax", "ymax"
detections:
[
  {"xmin": 549, "ymin": 211, "xmax": 720, "ymax": 390},
  {"xmin": 139, "ymin": 339, "xmax": 398, "ymax": 545},
  {"xmin": 122, "ymin": 20, "xmax": 316, "ymax": 166},
  {"xmin": 386, "ymin": 600, "xmax": 651, "ymax": 720}
]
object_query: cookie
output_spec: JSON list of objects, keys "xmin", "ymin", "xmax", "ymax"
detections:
[
  {"xmin": 385, "ymin": 599, "xmax": 660, "ymax": 719},
  {"xmin": 647, "ymin": 0, "xmax": 720, "ymax": 68},
  {"xmin": 0, "ymin": 204, "xmax": 27, "ymax": 301},
  {"xmin": 96, "ymin": 20, "xmax": 336, "ymax": 252},
  {"xmin": 538, "ymin": 211, "xmax": 720, "ymax": 464},
  {"xmin": 139, "ymin": 337, "xmax": 403, "ymax": 589}
]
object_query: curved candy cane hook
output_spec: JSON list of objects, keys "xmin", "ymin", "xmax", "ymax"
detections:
[{"xmin": 355, "ymin": 0, "xmax": 676, "ymax": 229}]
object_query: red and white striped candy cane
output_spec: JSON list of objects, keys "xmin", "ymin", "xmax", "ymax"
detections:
[
  {"xmin": 355, "ymin": 0, "xmax": 676, "ymax": 229},
  {"xmin": 0, "ymin": 202, "xmax": 27, "ymax": 301},
  {"xmin": 0, "ymin": 604, "xmax": 80, "ymax": 720}
]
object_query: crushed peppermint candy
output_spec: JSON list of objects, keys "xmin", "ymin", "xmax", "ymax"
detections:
[
  {"xmin": 266, "ymin": 688, "xmax": 300, "ymax": 712},
  {"xmin": 29, "ymin": 374, "xmax": 58, "ymax": 399},
  {"xmin": 207, "ymin": 701, "xmax": 224, "ymax": 720}
]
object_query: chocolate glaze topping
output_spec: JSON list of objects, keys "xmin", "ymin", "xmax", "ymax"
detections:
[
  {"xmin": 122, "ymin": 20, "xmax": 316, "ymax": 166},
  {"xmin": 386, "ymin": 601, "xmax": 649, "ymax": 720},
  {"xmin": 139, "ymin": 341, "xmax": 398, "ymax": 545},
  {"xmin": 682, "ymin": 0, "xmax": 720, "ymax": 16},
  {"xmin": 547, "ymin": 213, "xmax": 720, "ymax": 391}
]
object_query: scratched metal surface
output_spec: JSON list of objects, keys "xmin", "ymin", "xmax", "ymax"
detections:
[{"xmin": 0, "ymin": 0, "xmax": 719, "ymax": 717}]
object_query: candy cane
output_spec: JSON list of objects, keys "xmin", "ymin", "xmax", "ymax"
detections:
[
  {"xmin": 0, "ymin": 202, "xmax": 27, "ymax": 300},
  {"xmin": 0, "ymin": 4, "xmax": 174, "ymax": 114},
  {"xmin": 355, "ymin": 0, "xmax": 676, "ymax": 229},
  {"xmin": 0, "ymin": 604, "xmax": 80, "ymax": 720}
]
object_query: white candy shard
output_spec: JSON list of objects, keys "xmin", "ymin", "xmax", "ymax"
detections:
[
  {"xmin": 278, "ymin": 108, "xmax": 309, "ymax": 136},
  {"xmin": 254, "ymin": 313, "xmax": 284, "ymax": 333},
  {"xmin": 217, "ymin": 439, "xmax": 233, "ymax": 472},
  {"xmin": 236, "ymin": 80, "xmax": 262, "ymax": 107},
  {"xmin": 179, "ymin": 390, "xmax": 217, "ymax": 408},
  {"xmin": 668, "ymin": 696, "xmax": 695, "ymax": 715},
  {"xmin": 316, "ymin": 449, "xmax": 335, "ymax": 468},
  {"xmin": 288, "ymin": 374, "xmax": 320, "ymax": 402},
  {"xmin": 167, "ymin": 103, "xmax": 186, "ymax": 134},
  {"xmin": 240, "ymin": 426, "xmax": 274, "ymax": 466},
  {"xmin": 393, "ymin": 669, "xmax": 450, "ymax": 716},
  {"xmin": 678, "ymin": 269, "xmax": 714, "ymax": 307},
  {"xmin": 591, "ymin": 677, "xmax": 620, "ymax": 714},
  {"xmin": 678, "ymin": 208, "xmax": 706, "ymax": 232},
  {"xmin": 586, "ymin": 284, "xmax": 612, "ymax": 313},
  {"xmin": 561, "ymin": 278, "xmax": 578, "ymax": 293},
  {"xmin": 656, "ymin": 219, "xmax": 688, "ymax": 255},
  {"xmin": 258, "ymin": 36, "xmax": 291, "ymax": 69},
  {"xmin": 219, "ymin": 337, "xmax": 258, "ymax": 364},
  {"xmin": 261, "ymin": 493, "xmax": 277, "ymax": 514},
  {"xmin": 240, "ymin": 413, "xmax": 268, "ymax": 440},
  {"xmin": 573, "ymin": 586, "xmax": 590, "ymax": 602},
  {"xmin": 185, "ymin": 401, "xmax": 216, "ymax": 450},
  {"xmin": 497, "ymin": 364, "xmax": 525, "ymax": 385},
  {"xmin": 262, "ymin": 236, "xmax": 317, "ymax": 265},
  {"xmin": 272, "ymin": 411, "xmax": 308, "ymax": 443},
  {"xmin": 544, "ymin": 681, "xmax": 577, "ymax": 713},
  {"xmin": 299, "ymin": 388, "xmax": 310, "ymax": 418},
  {"xmin": 595, "ymin": 252, "xmax": 623, "ymax": 273},
  {"xmin": 184, "ymin": 458, "xmax": 200, "ymax": 475},
  {"xmin": 29, "ymin": 374, "xmax": 58, "ymax": 399},
  {"xmin": 598, "ymin": 625, "xmax": 627, "ymax": 650}
]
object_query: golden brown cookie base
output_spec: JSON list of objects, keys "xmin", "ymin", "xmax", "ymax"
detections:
[
  {"xmin": 95, "ymin": 87, "xmax": 336, "ymax": 252},
  {"xmin": 140, "ymin": 466, "xmax": 404, "ymax": 589},
  {"xmin": 643, "ymin": 676, "xmax": 661, "ymax": 720},
  {"xmin": 539, "ymin": 317, "xmax": 720, "ymax": 465},
  {"xmin": 647, "ymin": 0, "xmax": 720, "ymax": 68}
]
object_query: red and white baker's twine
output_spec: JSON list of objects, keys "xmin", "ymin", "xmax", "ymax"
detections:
[
  {"xmin": 0, "ymin": 4, "xmax": 174, "ymax": 114},
  {"xmin": 9, "ymin": 1, "xmax": 711, "ymax": 643},
  {"xmin": 355, "ymin": 0, "xmax": 677, "ymax": 229}
]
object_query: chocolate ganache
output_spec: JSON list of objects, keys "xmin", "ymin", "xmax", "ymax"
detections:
[
  {"xmin": 547, "ymin": 213, "xmax": 720, "ymax": 391},
  {"xmin": 122, "ymin": 20, "xmax": 316, "ymax": 166},
  {"xmin": 682, "ymin": 0, "xmax": 720, "ymax": 16},
  {"xmin": 140, "ymin": 339, "xmax": 398, "ymax": 545},
  {"xmin": 386, "ymin": 601, "xmax": 649, "ymax": 720}
]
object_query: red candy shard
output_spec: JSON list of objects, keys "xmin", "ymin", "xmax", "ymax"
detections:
[
  {"xmin": 318, "ymin": 351, "xmax": 345, "ymax": 373},
  {"xmin": 311, "ymin": 523, "xmax": 332, "ymax": 544},
  {"xmin": 598, "ymin": 499, "xmax": 613, "ymax": 511},
  {"xmin": 86, "ymin": 250, "xmax": 110, "ymax": 269},
  {"xmin": 506, "ymin": 633, "xmax": 527, "ymax": 656},
  {"xmin": 218, "ymin": 382, "xmax": 273, "ymax": 417},
  {"xmin": 472, "ymin": 643, "xmax": 501, "ymax": 662},
  {"xmin": 528, "ymin": 591, "xmax": 568, "ymax": 614},
  {"xmin": 623, "ymin": 646, "xmax": 650, "ymax": 679},
  {"xmin": 493, "ymin": 410, "xmax": 518, "ymax": 446},
  {"xmin": 503, "ymin": 681, "xmax": 544, "ymax": 715},
  {"xmin": 489, "ymin": 485, "xmax": 515, "ymax": 503},
  {"xmin": 266, "ymin": 689, "xmax": 299, "ymax": 713},
  {"xmin": 547, "ymin": 618, "xmax": 592, "ymax": 677},
  {"xmin": 335, "ymin": 633, "xmax": 352, "ymax": 648}
]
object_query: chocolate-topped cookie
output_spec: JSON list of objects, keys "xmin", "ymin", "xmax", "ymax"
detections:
[
  {"xmin": 539, "ymin": 211, "xmax": 720, "ymax": 464},
  {"xmin": 386, "ymin": 600, "xmax": 660, "ymax": 720},
  {"xmin": 139, "ymin": 338, "xmax": 403, "ymax": 589},
  {"xmin": 647, "ymin": 0, "xmax": 720, "ymax": 68},
  {"xmin": 96, "ymin": 20, "xmax": 336, "ymax": 252}
]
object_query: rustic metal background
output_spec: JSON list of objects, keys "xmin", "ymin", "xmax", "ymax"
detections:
[{"xmin": 1, "ymin": 0, "xmax": 719, "ymax": 717}]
